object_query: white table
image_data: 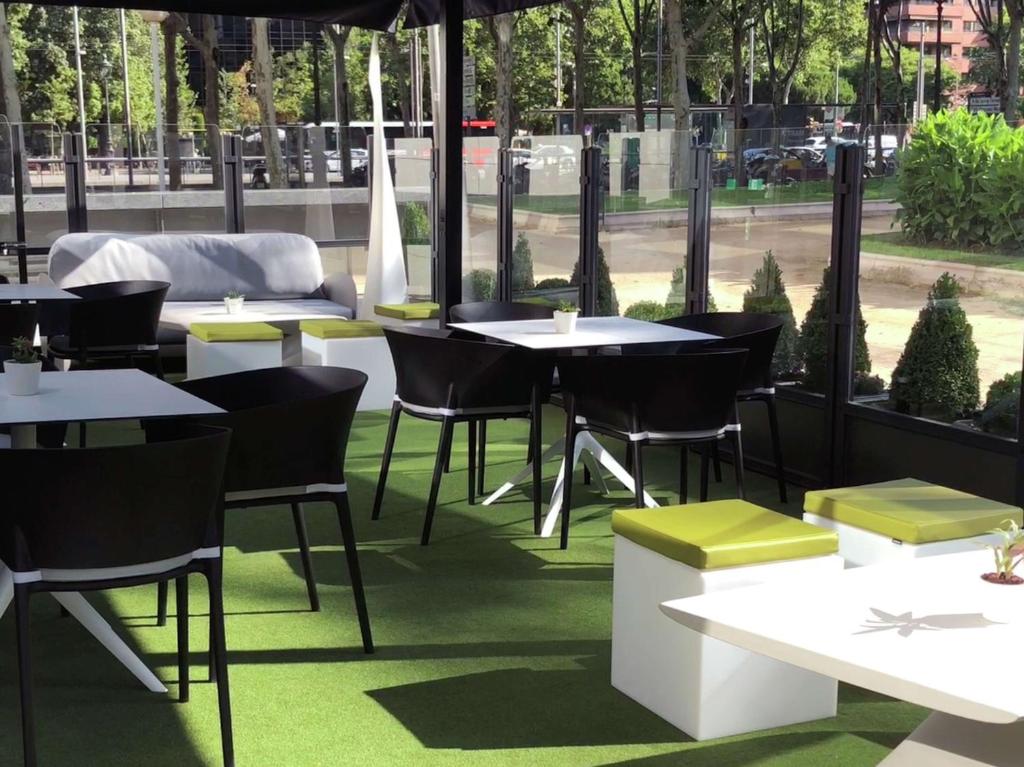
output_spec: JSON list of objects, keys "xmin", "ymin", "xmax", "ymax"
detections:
[
  {"xmin": 661, "ymin": 551, "xmax": 1024, "ymax": 765},
  {"xmin": 0, "ymin": 284, "xmax": 79, "ymax": 302},
  {"xmin": 450, "ymin": 316, "xmax": 720, "ymax": 538},
  {"xmin": 0, "ymin": 369, "xmax": 224, "ymax": 694}
]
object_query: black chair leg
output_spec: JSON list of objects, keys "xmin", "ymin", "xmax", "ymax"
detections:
[
  {"xmin": 152, "ymin": 351, "xmax": 166, "ymax": 381},
  {"xmin": 530, "ymin": 390, "xmax": 543, "ymax": 535},
  {"xmin": 624, "ymin": 448, "xmax": 633, "ymax": 474},
  {"xmin": 176, "ymin": 576, "xmax": 190, "ymax": 703},
  {"xmin": 678, "ymin": 447, "xmax": 688, "ymax": 504},
  {"xmin": 334, "ymin": 492, "xmax": 374, "ymax": 653},
  {"xmin": 766, "ymin": 396, "xmax": 788, "ymax": 503},
  {"xmin": 78, "ymin": 421, "xmax": 87, "ymax": 448},
  {"xmin": 467, "ymin": 418, "xmax": 477, "ymax": 505},
  {"xmin": 157, "ymin": 580, "xmax": 168, "ymax": 626},
  {"xmin": 477, "ymin": 420, "xmax": 487, "ymax": 496},
  {"xmin": 14, "ymin": 585, "xmax": 36, "ymax": 767},
  {"xmin": 631, "ymin": 441, "xmax": 644, "ymax": 509},
  {"xmin": 712, "ymin": 442, "xmax": 723, "ymax": 483},
  {"xmin": 371, "ymin": 403, "xmax": 401, "ymax": 520},
  {"xmin": 559, "ymin": 401, "xmax": 577, "ymax": 550},
  {"xmin": 205, "ymin": 561, "xmax": 235, "ymax": 767},
  {"xmin": 422, "ymin": 417, "xmax": 454, "ymax": 546},
  {"xmin": 731, "ymin": 425, "xmax": 747, "ymax": 501},
  {"xmin": 699, "ymin": 446, "xmax": 710, "ymax": 502},
  {"xmin": 291, "ymin": 503, "xmax": 320, "ymax": 612}
]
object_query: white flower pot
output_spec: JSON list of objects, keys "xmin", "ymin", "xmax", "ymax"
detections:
[
  {"xmin": 553, "ymin": 310, "xmax": 579, "ymax": 334},
  {"xmin": 4, "ymin": 359, "xmax": 42, "ymax": 396},
  {"xmin": 224, "ymin": 296, "xmax": 245, "ymax": 314}
]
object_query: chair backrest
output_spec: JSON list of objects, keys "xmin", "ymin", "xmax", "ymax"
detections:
[
  {"xmin": 449, "ymin": 301, "xmax": 555, "ymax": 323},
  {"xmin": 384, "ymin": 326, "xmax": 546, "ymax": 412},
  {"xmin": 146, "ymin": 366, "xmax": 366, "ymax": 493},
  {"xmin": 0, "ymin": 303, "xmax": 39, "ymax": 346},
  {"xmin": 40, "ymin": 280, "xmax": 169, "ymax": 350},
  {"xmin": 660, "ymin": 312, "xmax": 783, "ymax": 390},
  {"xmin": 557, "ymin": 350, "xmax": 748, "ymax": 436},
  {"xmin": 0, "ymin": 424, "xmax": 230, "ymax": 573}
]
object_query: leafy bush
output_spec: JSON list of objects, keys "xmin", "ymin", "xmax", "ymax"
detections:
[
  {"xmin": 570, "ymin": 246, "xmax": 619, "ymax": 316},
  {"xmin": 742, "ymin": 252, "xmax": 799, "ymax": 377},
  {"xmin": 797, "ymin": 266, "xmax": 876, "ymax": 393},
  {"xmin": 623, "ymin": 301, "xmax": 683, "ymax": 322},
  {"xmin": 468, "ymin": 269, "xmax": 496, "ymax": 301},
  {"xmin": 535, "ymin": 277, "xmax": 571, "ymax": 290},
  {"xmin": 400, "ymin": 203, "xmax": 431, "ymax": 245},
  {"xmin": 512, "ymin": 233, "xmax": 536, "ymax": 294},
  {"xmin": 896, "ymin": 110, "xmax": 1024, "ymax": 250},
  {"xmin": 890, "ymin": 272, "xmax": 980, "ymax": 418},
  {"xmin": 979, "ymin": 371, "xmax": 1020, "ymax": 436}
]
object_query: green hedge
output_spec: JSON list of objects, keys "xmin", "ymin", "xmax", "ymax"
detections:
[
  {"xmin": 401, "ymin": 203, "xmax": 430, "ymax": 245},
  {"xmin": 623, "ymin": 301, "xmax": 683, "ymax": 321},
  {"xmin": 979, "ymin": 371, "xmax": 1020, "ymax": 436},
  {"xmin": 896, "ymin": 110, "xmax": 1024, "ymax": 250}
]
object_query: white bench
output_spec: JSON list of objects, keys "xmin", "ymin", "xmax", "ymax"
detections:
[
  {"xmin": 300, "ymin": 320, "xmax": 395, "ymax": 411},
  {"xmin": 187, "ymin": 322, "xmax": 283, "ymax": 380}
]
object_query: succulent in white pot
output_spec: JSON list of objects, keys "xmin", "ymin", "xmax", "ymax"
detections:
[
  {"xmin": 4, "ymin": 336, "xmax": 42, "ymax": 396},
  {"xmin": 224, "ymin": 290, "xmax": 246, "ymax": 314},
  {"xmin": 553, "ymin": 300, "xmax": 579, "ymax": 334}
]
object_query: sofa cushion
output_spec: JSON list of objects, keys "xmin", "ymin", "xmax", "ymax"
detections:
[
  {"xmin": 48, "ymin": 233, "xmax": 326, "ymax": 302},
  {"xmin": 191, "ymin": 322, "xmax": 284, "ymax": 343},
  {"xmin": 300, "ymin": 319, "xmax": 383, "ymax": 339}
]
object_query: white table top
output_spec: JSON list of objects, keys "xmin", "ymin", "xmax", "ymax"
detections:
[
  {"xmin": 0, "ymin": 284, "xmax": 79, "ymax": 302},
  {"xmin": 660, "ymin": 551, "xmax": 1024, "ymax": 725},
  {"xmin": 160, "ymin": 299, "xmax": 349, "ymax": 332},
  {"xmin": 0, "ymin": 369, "xmax": 223, "ymax": 426},
  {"xmin": 449, "ymin": 316, "xmax": 720, "ymax": 350}
]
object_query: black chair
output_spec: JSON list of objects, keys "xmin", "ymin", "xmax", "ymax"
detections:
[
  {"xmin": 147, "ymin": 366, "xmax": 373, "ymax": 653},
  {"xmin": 556, "ymin": 350, "xmax": 748, "ymax": 549},
  {"xmin": 0, "ymin": 303, "xmax": 39, "ymax": 346},
  {"xmin": 373, "ymin": 326, "xmax": 550, "ymax": 544},
  {"xmin": 449, "ymin": 301, "xmax": 556, "ymax": 493},
  {"xmin": 0, "ymin": 424, "xmax": 235, "ymax": 767},
  {"xmin": 660, "ymin": 312, "xmax": 788, "ymax": 502}
]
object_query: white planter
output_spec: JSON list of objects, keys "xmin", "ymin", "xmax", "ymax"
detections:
[
  {"xmin": 4, "ymin": 359, "xmax": 42, "ymax": 396},
  {"xmin": 224, "ymin": 296, "xmax": 246, "ymax": 314},
  {"xmin": 553, "ymin": 310, "xmax": 578, "ymax": 334}
]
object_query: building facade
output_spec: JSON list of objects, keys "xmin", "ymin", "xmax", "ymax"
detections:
[{"xmin": 884, "ymin": 1, "xmax": 992, "ymax": 76}]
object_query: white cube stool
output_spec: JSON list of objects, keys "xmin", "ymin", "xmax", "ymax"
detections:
[
  {"xmin": 612, "ymin": 500, "xmax": 842, "ymax": 741},
  {"xmin": 803, "ymin": 478, "xmax": 1023, "ymax": 568},
  {"xmin": 373, "ymin": 302, "xmax": 439, "ymax": 328},
  {"xmin": 187, "ymin": 322, "xmax": 283, "ymax": 380},
  {"xmin": 300, "ymin": 319, "xmax": 396, "ymax": 411}
]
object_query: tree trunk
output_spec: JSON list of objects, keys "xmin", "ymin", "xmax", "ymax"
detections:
[
  {"xmin": 488, "ymin": 14, "xmax": 515, "ymax": 147},
  {"xmin": 1008, "ymin": 8, "xmax": 1022, "ymax": 123},
  {"xmin": 732, "ymin": 15, "xmax": 746, "ymax": 186},
  {"xmin": 163, "ymin": 17, "xmax": 182, "ymax": 191},
  {"xmin": 782, "ymin": 75, "xmax": 794, "ymax": 104},
  {"xmin": 666, "ymin": 0, "xmax": 692, "ymax": 188},
  {"xmin": 201, "ymin": 15, "xmax": 223, "ymax": 190},
  {"xmin": 858, "ymin": 2, "xmax": 874, "ymax": 143},
  {"xmin": 0, "ymin": 4, "xmax": 29, "ymax": 195},
  {"xmin": 632, "ymin": 25, "xmax": 645, "ymax": 130},
  {"xmin": 571, "ymin": 5, "xmax": 586, "ymax": 134},
  {"xmin": 252, "ymin": 17, "xmax": 286, "ymax": 188},
  {"xmin": 328, "ymin": 26, "xmax": 354, "ymax": 184},
  {"xmin": 873, "ymin": 9, "xmax": 884, "ymax": 172}
]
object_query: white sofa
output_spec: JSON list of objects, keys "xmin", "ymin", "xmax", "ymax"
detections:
[{"xmin": 47, "ymin": 232, "xmax": 357, "ymax": 359}]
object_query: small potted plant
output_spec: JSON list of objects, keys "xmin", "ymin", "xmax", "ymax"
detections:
[
  {"xmin": 224, "ymin": 289, "xmax": 246, "ymax": 314},
  {"xmin": 981, "ymin": 519, "xmax": 1024, "ymax": 585},
  {"xmin": 4, "ymin": 336, "xmax": 42, "ymax": 396},
  {"xmin": 553, "ymin": 300, "xmax": 579, "ymax": 334}
]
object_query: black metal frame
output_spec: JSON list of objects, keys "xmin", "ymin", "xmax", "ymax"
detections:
[
  {"xmin": 435, "ymin": 0, "xmax": 464, "ymax": 326},
  {"xmin": 578, "ymin": 145, "xmax": 601, "ymax": 316},
  {"xmin": 223, "ymin": 135, "xmax": 245, "ymax": 234},
  {"xmin": 496, "ymin": 147, "xmax": 514, "ymax": 302},
  {"xmin": 685, "ymin": 145, "xmax": 712, "ymax": 315},
  {"xmin": 63, "ymin": 133, "xmax": 88, "ymax": 234}
]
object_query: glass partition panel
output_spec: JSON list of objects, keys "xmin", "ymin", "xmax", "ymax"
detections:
[
  {"xmin": 510, "ymin": 134, "xmax": 581, "ymax": 306},
  {"xmin": 461, "ymin": 136, "xmax": 497, "ymax": 303},
  {"xmin": 393, "ymin": 136, "xmax": 434, "ymax": 301},
  {"xmin": 0, "ymin": 117, "xmax": 17, "ymax": 282},
  {"xmin": 20, "ymin": 122, "xmax": 66, "ymax": 266},
  {"xmin": 856, "ymin": 123, "xmax": 1024, "ymax": 439}
]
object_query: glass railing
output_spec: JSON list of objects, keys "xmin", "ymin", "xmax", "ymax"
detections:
[{"xmin": 461, "ymin": 136, "xmax": 496, "ymax": 302}]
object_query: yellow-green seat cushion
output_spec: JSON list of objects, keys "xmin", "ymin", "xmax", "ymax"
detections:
[
  {"xmin": 190, "ymin": 322, "xmax": 283, "ymax": 343},
  {"xmin": 374, "ymin": 302, "xmax": 439, "ymax": 321},
  {"xmin": 612, "ymin": 500, "xmax": 838, "ymax": 570},
  {"xmin": 300, "ymin": 319, "xmax": 383, "ymax": 339},
  {"xmin": 803, "ymin": 478, "xmax": 1024, "ymax": 544}
]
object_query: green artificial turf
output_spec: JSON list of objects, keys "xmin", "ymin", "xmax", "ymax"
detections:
[{"xmin": 0, "ymin": 410, "xmax": 927, "ymax": 766}]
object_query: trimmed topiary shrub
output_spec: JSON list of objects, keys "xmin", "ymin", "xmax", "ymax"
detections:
[
  {"xmin": 623, "ymin": 301, "xmax": 683, "ymax": 322},
  {"xmin": 890, "ymin": 272, "xmax": 980, "ymax": 418},
  {"xmin": 979, "ymin": 371, "xmax": 1020, "ymax": 436},
  {"xmin": 512, "ymin": 233, "xmax": 536, "ymax": 294},
  {"xmin": 797, "ymin": 266, "xmax": 877, "ymax": 393},
  {"xmin": 468, "ymin": 268, "xmax": 496, "ymax": 301},
  {"xmin": 896, "ymin": 109, "xmax": 1024, "ymax": 250},
  {"xmin": 570, "ymin": 246, "xmax": 619, "ymax": 316},
  {"xmin": 400, "ymin": 202, "xmax": 431, "ymax": 245},
  {"xmin": 535, "ymin": 277, "xmax": 571, "ymax": 290},
  {"xmin": 742, "ymin": 251, "xmax": 799, "ymax": 378},
  {"xmin": 665, "ymin": 267, "xmax": 717, "ymax": 313}
]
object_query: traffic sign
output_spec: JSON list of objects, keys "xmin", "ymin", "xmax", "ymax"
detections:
[{"xmin": 968, "ymin": 94, "xmax": 1001, "ymax": 115}]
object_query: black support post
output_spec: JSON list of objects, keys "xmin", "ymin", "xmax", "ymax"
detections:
[
  {"xmin": 430, "ymin": 146, "xmax": 440, "ymax": 302},
  {"xmin": 685, "ymin": 145, "xmax": 712, "ymax": 315},
  {"xmin": 496, "ymin": 147, "xmax": 514, "ymax": 302},
  {"xmin": 63, "ymin": 133, "xmax": 88, "ymax": 233},
  {"xmin": 436, "ymin": 0, "xmax": 464, "ymax": 326},
  {"xmin": 824, "ymin": 143, "xmax": 865, "ymax": 488},
  {"xmin": 12, "ymin": 126, "xmax": 28, "ymax": 283},
  {"xmin": 577, "ymin": 145, "xmax": 601, "ymax": 316},
  {"xmin": 223, "ymin": 135, "xmax": 245, "ymax": 234}
]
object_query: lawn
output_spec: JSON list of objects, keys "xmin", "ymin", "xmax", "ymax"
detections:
[
  {"xmin": 860, "ymin": 231, "xmax": 1024, "ymax": 271},
  {"xmin": 0, "ymin": 411, "xmax": 927, "ymax": 766}
]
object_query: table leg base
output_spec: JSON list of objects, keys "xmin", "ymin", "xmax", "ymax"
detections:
[{"xmin": 879, "ymin": 712, "xmax": 1024, "ymax": 766}]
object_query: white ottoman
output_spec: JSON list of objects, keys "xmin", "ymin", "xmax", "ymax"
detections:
[
  {"xmin": 187, "ymin": 322, "xmax": 283, "ymax": 380},
  {"xmin": 612, "ymin": 500, "xmax": 842, "ymax": 741},
  {"xmin": 373, "ymin": 302, "xmax": 439, "ymax": 328},
  {"xmin": 300, "ymin": 319, "xmax": 396, "ymax": 411},
  {"xmin": 803, "ymin": 478, "xmax": 1023, "ymax": 567}
]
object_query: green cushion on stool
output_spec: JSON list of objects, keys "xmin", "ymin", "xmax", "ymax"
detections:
[
  {"xmin": 803, "ymin": 478, "xmax": 1023, "ymax": 544},
  {"xmin": 301, "ymin": 319, "xmax": 383, "ymax": 339},
  {"xmin": 190, "ymin": 322, "xmax": 283, "ymax": 342},
  {"xmin": 374, "ymin": 302, "xmax": 439, "ymax": 320},
  {"xmin": 612, "ymin": 500, "xmax": 838, "ymax": 570}
]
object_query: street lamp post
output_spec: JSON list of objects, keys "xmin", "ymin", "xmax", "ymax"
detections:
[
  {"xmin": 934, "ymin": 0, "xmax": 945, "ymax": 113},
  {"xmin": 139, "ymin": 10, "xmax": 168, "ymax": 191}
]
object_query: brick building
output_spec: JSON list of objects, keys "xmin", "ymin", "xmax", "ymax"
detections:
[{"xmin": 884, "ymin": 1, "xmax": 993, "ymax": 76}]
